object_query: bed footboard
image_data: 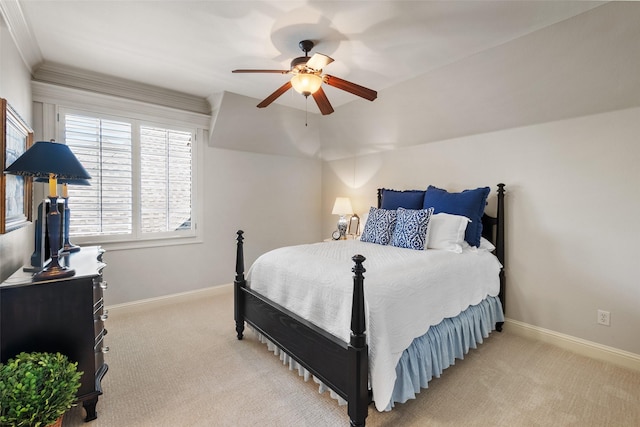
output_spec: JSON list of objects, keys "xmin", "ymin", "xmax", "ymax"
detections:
[{"xmin": 234, "ymin": 230, "xmax": 369, "ymax": 426}]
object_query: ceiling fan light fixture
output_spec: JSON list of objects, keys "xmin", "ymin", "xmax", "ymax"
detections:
[{"xmin": 291, "ymin": 73, "xmax": 323, "ymax": 96}]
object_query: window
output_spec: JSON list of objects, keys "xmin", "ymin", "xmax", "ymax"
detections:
[{"xmin": 60, "ymin": 108, "xmax": 197, "ymax": 245}]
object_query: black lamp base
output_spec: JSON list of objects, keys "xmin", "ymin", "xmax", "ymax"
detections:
[
  {"xmin": 33, "ymin": 264, "xmax": 75, "ymax": 281},
  {"xmin": 33, "ymin": 195, "xmax": 75, "ymax": 281}
]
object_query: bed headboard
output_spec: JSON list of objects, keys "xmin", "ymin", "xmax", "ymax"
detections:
[{"xmin": 376, "ymin": 184, "xmax": 504, "ymax": 257}]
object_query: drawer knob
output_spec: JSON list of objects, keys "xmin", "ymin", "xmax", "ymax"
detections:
[
  {"xmin": 101, "ymin": 346, "xmax": 110, "ymax": 353},
  {"xmin": 100, "ymin": 312, "xmax": 109, "ymax": 321},
  {"xmin": 100, "ymin": 281, "xmax": 108, "ymax": 290}
]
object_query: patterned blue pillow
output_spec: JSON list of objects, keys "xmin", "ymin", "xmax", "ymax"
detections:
[
  {"xmin": 391, "ymin": 207, "xmax": 434, "ymax": 250},
  {"xmin": 360, "ymin": 207, "xmax": 397, "ymax": 245}
]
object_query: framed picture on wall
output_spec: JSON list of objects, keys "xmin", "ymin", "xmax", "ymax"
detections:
[{"xmin": 1, "ymin": 98, "xmax": 34, "ymax": 234}]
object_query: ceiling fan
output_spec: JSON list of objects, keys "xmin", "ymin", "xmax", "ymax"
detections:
[{"xmin": 232, "ymin": 40, "xmax": 377, "ymax": 115}]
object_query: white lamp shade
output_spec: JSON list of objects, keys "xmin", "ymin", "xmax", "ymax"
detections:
[
  {"xmin": 291, "ymin": 73, "xmax": 323, "ymax": 96},
  {"xmin": 332, "ymin": 197, "xmax": 353, "ymax": 215}
]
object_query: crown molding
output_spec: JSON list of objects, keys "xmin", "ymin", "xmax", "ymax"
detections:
[
  {"xmin": 33, "ymin": 62, "xmax": 211, "ymax": 115},
  {"xmin": 0, "ymin": 0, "xmax": 43, "ymax": 71},
  {"xmin": 32, "ymin": 80, "xmax": 211, "ymax": 129}
]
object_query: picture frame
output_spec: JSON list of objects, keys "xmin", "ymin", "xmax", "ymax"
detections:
[
  {"xmin": 348, "ymin": 213, "xmax": 360, "ymax": 236},
  {"xmin": 1, "ymin": 98, "xmax": 34, "ymax": 234}
]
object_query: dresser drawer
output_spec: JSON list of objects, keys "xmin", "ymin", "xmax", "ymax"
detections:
[
  {"xmin": 93, "ymin": 278, "xmax": 106, "ymax": 303},
  {"xmin": 94, "ymin": 311, "xmax": 107, "ymax": 338},
  {"xmin": 94, "ymin": 331, "xmax": 108, "ymax": 371}
]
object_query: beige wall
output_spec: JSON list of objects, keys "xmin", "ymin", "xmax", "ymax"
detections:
[
  {"xmin": 0, "ymin": 15, "xmax": 33, "ymax": 282},
  {"xmin": 322, "ymin": 107, "xmax": 640, "ymax": 355},
  {"xmin": 101, "ymin": 147, "xmax": 322, "ymax": 305}
]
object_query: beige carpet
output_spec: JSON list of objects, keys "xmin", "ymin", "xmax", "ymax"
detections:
[{"xmin": 62, "ymin": 288, "xmax": 640, "ymax": 427}]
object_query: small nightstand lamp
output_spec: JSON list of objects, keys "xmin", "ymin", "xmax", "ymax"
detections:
[
  {"xmin": 332, "ymin": 197, "xmax": 353, "ymax": 240},
  {"xmin": 4, "ymin": 140, "xmax": 91, "ymax": 280}
]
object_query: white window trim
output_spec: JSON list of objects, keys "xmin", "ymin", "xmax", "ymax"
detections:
[{"xmin": 32, "ymin": 81, "xmax": 208, "ymax": 251}]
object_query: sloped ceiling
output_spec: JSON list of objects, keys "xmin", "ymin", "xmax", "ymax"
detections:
[
  {"xmin": 5, "ymin": 1, "xmax": 639, "ymax": 160},
  {"xmin": 319, "ymin": 2, "xmax": 640, "ymax": 160}
]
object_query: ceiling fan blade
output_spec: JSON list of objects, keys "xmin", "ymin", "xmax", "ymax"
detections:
[
  {"xmin": 323, "ymin": 75, "xmax": 377, "ymax": 101},
  {"xmin": 232, "ymin": 69, "xmax": 290, "ymax": 74},
  {"xmin": 306, "ymin": 53, "xmax": 334, "ymax": 71},
  {"xmin": 257, "ymin": 81, "xmax": 292, "ymax": 108},
  {"xmin": 312, "ymin": 87, "xmax": 334, "ymax": 115}
]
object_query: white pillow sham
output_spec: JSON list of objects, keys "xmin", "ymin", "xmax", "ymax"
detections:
[
  {"xmin": 478, "ymin": 236, "xmax": 496, "ymax": 251},
  {"xmin": 426, "ymin": 213, "xmax": 470, "ymax": 253}
]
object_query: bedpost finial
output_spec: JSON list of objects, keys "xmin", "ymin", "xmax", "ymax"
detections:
[
  {"xmin": 352, "ymin": 254, "xmax": 366, "ymax": 275},
  {"xmin": 497, "ymin": 183, "xmax": 505, "ymax": 193},
  {"xmin": 237, "ymin": 229, "xmax": 244, "ymax": 241}
]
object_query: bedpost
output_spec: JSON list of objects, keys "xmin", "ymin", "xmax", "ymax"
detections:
[
  {"xmin": 234, "ymin": 230, "xmax": 246, "ymax": 340},
  {"xmin": 348, "ymin": 254, "xmax": 368, "ymax": 427},
  {"xmin": 377, "ymin": 188, "xmax": 382, "ymax": 208},
  {"xmin": 496, "ymin": 184, "xmax": 505, "ymax": 266},
  {"xmin": 496, "ymin": 184, "xmax": 506, "ymax": 332}
]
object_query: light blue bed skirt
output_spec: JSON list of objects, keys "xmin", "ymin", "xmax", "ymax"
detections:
[
  {"xmin": 254, "ymin": 295, "xmax": 504, "ymax": 411},
  {"xmin": 388, "ymin": 295, "xmax": 504, "ymax": 410}
]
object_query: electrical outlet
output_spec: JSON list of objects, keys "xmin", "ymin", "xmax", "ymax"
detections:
[{"xmin": 597, "ymin": 309, "xmax": 610, "ymax": 326}]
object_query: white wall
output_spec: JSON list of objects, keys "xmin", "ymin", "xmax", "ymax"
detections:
[
  {"xmin": 0, "ymin": 15, "xmax": 33, "ymax": 282},
  {"xmin": 103, "ymin": 147, "xmax": 322, "ymax": 305},
  {"xmin": 322, "ymin": 107, "xmax": 640, "ymax": 356}
]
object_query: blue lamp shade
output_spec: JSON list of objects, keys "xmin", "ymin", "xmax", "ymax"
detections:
[{"xmin": 4, "ymin": 140, "xmax": 91, "ymax": 179}]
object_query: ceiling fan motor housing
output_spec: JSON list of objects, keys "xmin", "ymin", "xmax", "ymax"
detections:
[
  {"xmin": 291, "ymin": 40, "xmax": 315, "ymax": 72},
  {"xmin": 290, "ymin": 56, "xmax": 310, "ymax": 71}
]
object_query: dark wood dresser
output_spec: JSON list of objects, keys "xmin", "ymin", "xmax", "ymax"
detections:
[{"xmin": 0, "ymin": 246, "xmax": 109, "ymax": 422}]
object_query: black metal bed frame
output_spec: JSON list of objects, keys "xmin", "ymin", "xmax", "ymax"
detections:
[{"xmin": 234, "ymin": 183, "xmax": 505, "ymax": 426}]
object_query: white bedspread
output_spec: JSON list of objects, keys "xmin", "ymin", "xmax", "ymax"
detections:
[{"xmin": 247, "ymin": 240, "xmax": 502, "ymax": 411}]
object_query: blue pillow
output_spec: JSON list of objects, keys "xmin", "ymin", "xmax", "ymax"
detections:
[
  {"xmin": 423, "ymin": 185, "xmax": 490, "ymax": 247},
  {"xmin": 360, "ymin": 207, "xmax": 397, "ymax": 245},
  {"xmin": 380, "ymin": 189, "xmax": 425, "ymax": 210},
  {"xmin": 391, "ymin": 207, "xmax": 434, "ymax": 250}
]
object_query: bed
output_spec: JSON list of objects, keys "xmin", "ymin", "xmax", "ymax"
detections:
[{"xmin": 234, "ymin": 183, "xmax": 505, "ymax": 426}]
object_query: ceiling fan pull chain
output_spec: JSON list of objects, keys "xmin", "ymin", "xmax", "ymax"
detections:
[{"xmin": 305, "ymin": 96, "xmax": 309, "ymax": 127}]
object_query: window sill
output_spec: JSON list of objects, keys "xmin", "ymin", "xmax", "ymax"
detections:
[{"xmin": 73, "ymin": 234, "xmax": 204, "ymax": 252}]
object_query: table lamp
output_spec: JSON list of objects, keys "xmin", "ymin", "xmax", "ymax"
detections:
[
  {"xmin": 332, "ymin": 197, "xmax": 353, "ymax": 239},
  {"xmin": 4, "ymin": 140, "xmax": 91, "ymax": 280}
]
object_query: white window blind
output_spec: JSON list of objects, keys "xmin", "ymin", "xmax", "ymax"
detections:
[
  {"xmin": 65, "ymin": 114, "xmax": 133, "ymax": 236},
  {"xmin": 62, "ymin": 110, "xmax": 195, "ymax": 243},
  {"xmin": 140, "ymin": 126, "xmax": 192, "ymax": 233}
]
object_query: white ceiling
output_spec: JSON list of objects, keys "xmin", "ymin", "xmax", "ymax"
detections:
[{"xmin": 15, "ymin": 0, "xmax": 604, "ymax": 114}]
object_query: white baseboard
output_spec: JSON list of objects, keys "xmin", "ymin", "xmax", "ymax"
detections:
[
  {"xmin": 107, "ymin": 291, "xmax": 640, "ymax": 373},
  {"xmin": 106, "ymin": 283, "xmax": 233, "ymax": 315},
  {"xmin": 505, "ymin": 318, "xmax": 640, "ymax": 372}
]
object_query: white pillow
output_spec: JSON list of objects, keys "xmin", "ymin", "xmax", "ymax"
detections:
[
  {"xmin": 479, "ymin": 236, "xmax": 496, "ymax": 251},
  {"xmin": 426, "ymin": 213, "xmax": 470, "ymax": 253}
]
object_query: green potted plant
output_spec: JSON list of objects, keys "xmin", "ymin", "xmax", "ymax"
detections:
[{"xmin": 0, "ymin": 351, "xmax": 82, "ymax": 427}]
